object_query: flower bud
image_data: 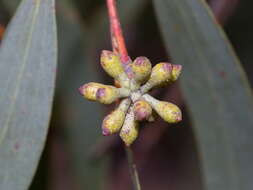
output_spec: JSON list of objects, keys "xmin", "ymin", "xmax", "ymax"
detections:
[
  {"xmin": 100, "ymin": 50, "xmax": 130, "ymax": 88},
  {"xmin": 132, "ymin": 57, "xmax": 152, "ymax": 84},
  {"xmin": 102, "ymin": 99, "xmax": 131, "ymax": 135},
  {"xmin": 79, "ymin": 82, "xmax": 130, "ymax": 104},
  {"xmin": 141, "ymin": 62, "xmax": 173, "ymax": 93},
  {"xmin": 171, "ymin": 64, "xmax": 182, "ymax": 81},
  {"xmin": 133, "ymin": 100, "xmax": 152, "ymax": 121},
  {"xmin": 100, "ymin": 50, "xmax": 124, "ymax": 79},
  {"xmin": 143, "ymin": 94, "xmax": 182, "ymax": 123},
  {"xmin": 120, "ymin": 107, "xmax": 139, "ymax": 146}
]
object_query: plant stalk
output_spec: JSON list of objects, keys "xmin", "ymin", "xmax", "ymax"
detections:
[
  {"xmin": 126, "ymin": 147, "xmax": 141, "ymax": 190},
  {"xmin": 106, "ymin": 0, "xmax": 141, "ymax": 189},
  {"xmin": 106, "ymin": 0, "xmax": 130, "ymax": 63}
]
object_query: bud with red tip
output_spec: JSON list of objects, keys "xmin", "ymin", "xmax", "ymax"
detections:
[
  {"xmin": 143, "ymin": 94, "xmax": 182, "ymax": 123},
  {"xmin": 141, "ymin": 62, "xmax": 173, "ymax": 93},
  {"xmin": 100, "ymin": 50, "xmax": 130, "ymax": 88},
  {"xmin": 132, "ymin": 56, "xmax": 152, "ymax": 84},
  {"xmin": 133, "ymin": 99, "xmax": 152, "ymax": 121},
  {"xmin": 102, "ymin": 99, "xmax": 131, "ymax": 135},
  {"xmin": 171, "ymin": 64, "xmax": 182, "ymax": 81},
  {"xmin": 120, "ymin": 106, "xmax": 139, "ymax": 146},
  {"xmin": 79, "ymin": 82, "xmax": 130, "ymax": 104}
]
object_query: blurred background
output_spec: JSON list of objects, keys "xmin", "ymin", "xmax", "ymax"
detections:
[{"xmin": 0, "ymin": 0, "xmax": 252, "ymax": 189}]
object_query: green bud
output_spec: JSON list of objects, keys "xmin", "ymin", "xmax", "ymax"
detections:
[
  {"xmin": 141, "ymin": 62, "xmax": 173, "ymax": 93},
  {"xmin": 133, "ymin": 100, "xmax": 152, "ymax": 121},
  {"xmin": 171, "ymin": 64, "xmax": 182, "ymax": 81},
  {"xmin": 102, "ymin": 99, "xmax": 131, "ymax": 135},
  {"xmin": 100, "ymin": 50, "xmax": 130, "ymax": 88},
  {"xmin": 132, "ymin": 57, "xmax": 152, "ymax": 84},
  {"xmin": 79, "ymin": 82, "xmax": 130, "ymax": 104},
  {"xmin": 100, "ymin": 50, "xmax": 124, "ymax": 79},
  {"xmin": 143, "ymin": 94, "xmax": 182, "ymax": 123},
  {"xmin": 120, "ymin": 106, "xmax": 139, "ymax": 146}
]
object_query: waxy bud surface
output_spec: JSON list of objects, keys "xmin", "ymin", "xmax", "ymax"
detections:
[
  {"xmin": 102, "ymin": 99, "xmax": 131, "ymax": 135},
  {"xmin": 133, "ymin": 100, "xmax": 152, "ymax": 121},
  {"xmin": 79, "ymin": 50, "xmax": 183, "ymax": 146},
  {"xmin": 171, "ymin": 64, "xmax": 182, "ymax": 82},
  {"xmin": 132, "ymin": 57, "xmax": 152, "ymax": 84},
  {"xmin": 79, "ymin": 82, "xmax": 123, "ymax": 104},
  {"xmin": 120, "ymin": 107, "xmax": 139, "ymax": 146},
  {"xmin": 143, "ymin": 94, "xmax": 182, "ymax": 123}
]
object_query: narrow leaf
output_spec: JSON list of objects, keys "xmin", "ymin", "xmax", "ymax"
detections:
[
  {"xmin": 154, "ymin": 1, "xmax": 253, "ymax": 190},
  {"xmin": 0, "ymin": 0, "xmax": 57, "ymax": 189}
]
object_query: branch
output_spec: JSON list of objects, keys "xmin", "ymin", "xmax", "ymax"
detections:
[
  {"xmin": 126, "ymin": 147, "xmax": 141, "ymax": 190},
  {"xmin": 106, "ymin": 0, "xmax": 130, "ymax": 63},
  {"xmin": 106, "ymin": 1, "xmax": 141, "ymax": 189}
]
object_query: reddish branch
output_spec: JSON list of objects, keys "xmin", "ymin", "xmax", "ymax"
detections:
[
  {"xmin": 106, "ymin": 1, "xmax": 141, "ymax": 189},
  {"xmin": 106, "ymin": 0, "xmax": 130, "ymax": 64}
]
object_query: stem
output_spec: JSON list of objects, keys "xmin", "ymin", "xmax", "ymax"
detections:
[
  {"xmin": 106, "ymin": 0, "xmax": 130, "ymax": 63},
  {"xmin": 125, "ymin": 147, "xmax": 141, "ymax": 190},
  {"xmin": 106, "ymin": 2, "xmax": 141, "ymax": 188}
]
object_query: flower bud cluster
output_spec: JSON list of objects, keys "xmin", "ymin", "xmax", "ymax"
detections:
[{"xmin": 79, "ymin": 50, "xmax": 182, "ymax": 146}]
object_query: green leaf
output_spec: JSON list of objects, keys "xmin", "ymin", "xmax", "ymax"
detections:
[
  {"xmin": 154, "ymin": 1, "xmax": 253, "ymax": 190},
  {"xmin": 0, "ymin": 0, "xmax": 57, "ymax": 189}
]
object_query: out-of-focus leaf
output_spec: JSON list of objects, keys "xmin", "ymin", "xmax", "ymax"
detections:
[
  {"xmin": 0, "ymin": 0, "xmax": 57, "ymax": 189},
  {"xmin": 154, "ymin": 1, "xmax": 253, "ymax": 190},
  {"xmin": 54, "ymin": 1, "xmax": 107, "ymax": 189}
]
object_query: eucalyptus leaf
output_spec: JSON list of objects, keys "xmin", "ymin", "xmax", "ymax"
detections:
[
  {"xmin": 154, "ymin": 1, "xmax": 253, "ymax": 190},
  {"xmin": 0, "ymin": 0, "xmax": 57, "ymax": 189}
]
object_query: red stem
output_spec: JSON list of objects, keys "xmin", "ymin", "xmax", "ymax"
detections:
[
  {"xmin": 106, "ymin": 0, "xmax": 130, "ymax": 63},
  {"xmin": 106, "ymin": 3, "xmax": 141, "ymax": 190}
]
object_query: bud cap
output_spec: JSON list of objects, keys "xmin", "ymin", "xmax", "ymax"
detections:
[
  {"xmin": 142, "ymin": 94, "xmax": 182, "ymax": 123},
  {"xmin": 171, "ymin": 64, "xmax": 182, "ymax": 81},
  {"xmin": 100, "ymin": 50, "xmax": 124, "ymax": 78},
  {"xmin": 133, "ymin": 100, "xmax": 152, "ymax": 121},
  {"xmin": 132, "ymin": 57, "xmax": 152, "ymax": 84},
  {"xmin": 79, "ymin": 82, "xmax": 120, "ymax": 104}
]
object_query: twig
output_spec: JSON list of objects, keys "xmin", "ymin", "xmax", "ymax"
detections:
[
  {"xmin": 125, "ymin": 147, "xmax": 141, "ymax": 190},
  {"xmin": 106, "ymin": 0, "xmax": 142, "ymax": 189},
  {"xmin": 106, "ymin": 0, "xmax": 130, "ymax": 63}
]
